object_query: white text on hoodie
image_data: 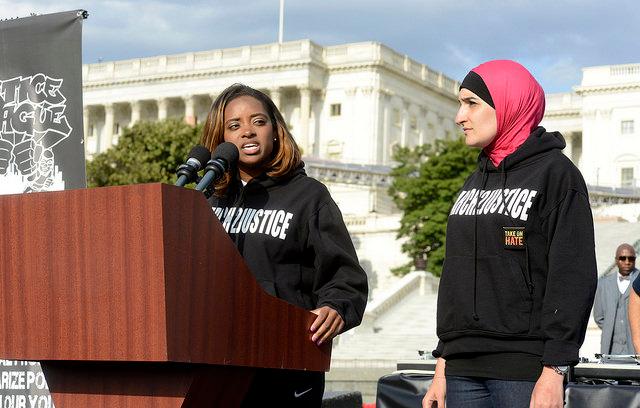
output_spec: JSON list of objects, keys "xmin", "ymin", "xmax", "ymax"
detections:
[
  {"xmin": 212, "ymin": 206, "xmax": 294, "ymax": 240},
  {"xmin": 450, "ymin": 188, "xmax": 538, "ymax": 221}
]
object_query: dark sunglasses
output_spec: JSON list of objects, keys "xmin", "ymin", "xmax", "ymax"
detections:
[{"xmin": 618, "ymin": 256, "xmax": 636, "ymax": 262}]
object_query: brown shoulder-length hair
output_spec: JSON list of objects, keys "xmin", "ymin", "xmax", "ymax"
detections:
[{"xmin": 200, "ymin": 83, "xmax": 301, "ymax": 195}]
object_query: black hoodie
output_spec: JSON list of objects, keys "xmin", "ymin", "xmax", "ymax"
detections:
[
  {"xmin": 434, "ymin": 127, "xmax": 597, "ymax": 367},
  {"xmin": 207, "ymin": 165, "xmax": 368, "ymax": 331}
]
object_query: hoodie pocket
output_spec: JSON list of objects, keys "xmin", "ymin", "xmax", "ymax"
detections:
[
  {"xmin": 274, "ymin": 264, "xmax": 307, "ymax": 308},
  {"xmin": 437, "ymin": 255, "xmax": 533, "ymax": 337}
]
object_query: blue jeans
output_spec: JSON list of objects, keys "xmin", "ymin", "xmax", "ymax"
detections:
[{"xmin": 446, "ymin": 376, "xmax": 536, "ymax": 408}]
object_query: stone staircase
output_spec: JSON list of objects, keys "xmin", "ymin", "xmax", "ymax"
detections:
[
  {"xmin": 333, "ymin": 294, "xmax": 438, "ymax": 362},
  {"xmin": 331, "ymin": 272, "xmax": 438, "ymax": 365},
  {"xmin": 326, "ymin": 272, "xmax": 438, "ymax": 403}
]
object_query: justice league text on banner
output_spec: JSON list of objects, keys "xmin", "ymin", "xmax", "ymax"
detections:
[
  {"xmin": 0, "ymin": 74, "xmax": 73, "ymax": 192},
  {"xmin": 0, "ymin": 10, "xmax": 87, "ymax": 408}
]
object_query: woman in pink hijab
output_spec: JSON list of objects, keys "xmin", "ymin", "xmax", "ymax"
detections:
[{"xmin": 423, "ymin": 61, "xmax": 597, "ymax": 408}]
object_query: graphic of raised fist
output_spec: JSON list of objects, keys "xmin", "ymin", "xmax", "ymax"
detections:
[
  {"xmin": 14, "ymin": 138, "xmax": 37, "ymax": 176},
  {"xmin": 0, "ymin": 139, "xmax": 12, "ymax": 174}
]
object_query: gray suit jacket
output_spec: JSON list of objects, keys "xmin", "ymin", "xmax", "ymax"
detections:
[{"xmin": 593, "ymin": 268, "xmax": 639, "ymax": 354}]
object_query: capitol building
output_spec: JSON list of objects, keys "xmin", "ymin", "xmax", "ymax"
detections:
[
  {"xmin": 542, "ymin": 64, "xmax": 640, "ymax": 190},
  {"xmin": 82, "ymin": 39, "xmax": 640, "ymax": 194},
  {"xmin": 82, "ymin": 40, "xmax": 460, "ymax": 163}
]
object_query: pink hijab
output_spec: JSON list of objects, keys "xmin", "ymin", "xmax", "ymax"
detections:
[{"xmin": 472, "ymin": 60, "xmax": 546, "ymax": 167}]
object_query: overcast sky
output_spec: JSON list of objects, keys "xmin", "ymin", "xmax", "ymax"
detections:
[{"xmin": 2, "ymin": 0, "xmax": 639, "ymax": 93}]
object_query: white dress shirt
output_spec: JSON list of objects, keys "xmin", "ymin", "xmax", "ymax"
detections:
[{"xmin": 617, "ymin": 272, "xmax": 632, "ymax": 294}]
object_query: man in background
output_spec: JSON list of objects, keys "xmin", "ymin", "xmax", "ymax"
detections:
[{"xmin": 593, "ymin": 243, "xmax": 638, "ymax": 355}]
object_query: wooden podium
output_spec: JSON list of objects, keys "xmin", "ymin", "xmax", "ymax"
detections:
[{"xmin": 0, "ymin": 183, "xmax": 331, "ymax": 407}]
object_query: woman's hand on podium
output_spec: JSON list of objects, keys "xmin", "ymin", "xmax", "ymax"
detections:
[{"xmin": 310, "ymin": 306, "xmax": 345, "ymax": 346}]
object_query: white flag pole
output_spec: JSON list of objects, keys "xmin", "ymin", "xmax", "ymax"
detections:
[{"xmin": 278, "ymin": 0, "xmax": 284, "ymax": 44}]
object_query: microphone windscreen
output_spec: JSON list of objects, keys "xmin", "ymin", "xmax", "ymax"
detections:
[
  {"xmin": 189, "ymin": 145, "xmax": 212, "ymax": 168},
  {"xmin": 213, "ymin": 142, "xmax": 239, "ymax": 165}
]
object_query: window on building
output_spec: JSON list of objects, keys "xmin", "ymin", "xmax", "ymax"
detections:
[
  {"xmin": 327, "ymin": 139, "xmax": 343, "ymax": 159},
  {"xmin": 410, "ymin": 116, "xmax": 417, "ymax": 131},
  {"xmin": 392, "ymin": 109, "xmax": 401, "ymax": 127},
  {"xmin": 622, "ymin": 120, "xmax": 635, "ymax": 134},
  {"xmin": 330, "ymin": 103, "xmax": 341, "ymax": 117},
  {"xmin": 114, "ymin": 123, "xmax": 120, "ymax": 135},
  {"xmin": 621, "ymin": 167, "xmax": 634, "ymax": 188}
]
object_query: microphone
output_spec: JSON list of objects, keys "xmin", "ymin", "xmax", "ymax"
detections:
[
  {"xmin": 175, "ymin": 145, "xmax": 211, "ymax": 187},
  {"xmin": 195, "ymin": 142, "xmax": 239, "ymax": 192}
]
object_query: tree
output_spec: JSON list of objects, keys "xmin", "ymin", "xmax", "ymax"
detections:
[
  {"xmin": 87, "ymin": 119, "xmax": 203, "ymax": 187},
  {"xmin": 388, "ymin": 138, "xmax": 478, "ymax": 277}
]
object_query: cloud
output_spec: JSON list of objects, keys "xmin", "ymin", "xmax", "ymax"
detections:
[
  {"xmin": 441, "ymin": 44, "xmax": 477, "ymax": 73},
  {"xmin": 2, "ymin": 0, "xmax": 639, "ymax": 92},
  {"xmin": 538, "ymin": 58, "xmax": 582, "ymax": 93}
]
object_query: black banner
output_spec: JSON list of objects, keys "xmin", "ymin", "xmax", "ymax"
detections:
[
  {"xmin": 0, "ymin": 10, "xmax": 86, "ymax": 193},
  {"xmin": 0, "ymin": 10, "xmax": 87, "ymax": 408}
]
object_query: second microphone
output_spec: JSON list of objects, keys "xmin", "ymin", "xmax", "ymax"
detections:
[{"xmin": 195, "ymin": 142, "xmax": 240, "ymax": 192}]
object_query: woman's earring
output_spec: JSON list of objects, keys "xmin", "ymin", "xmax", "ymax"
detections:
[{"xmin": 273, "ymin": 138, "xmax": 277, "ymax": 142}]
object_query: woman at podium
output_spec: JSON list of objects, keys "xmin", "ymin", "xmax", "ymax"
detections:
[{"xmin": 200, "ymin": 83, "xmax": 368, "ymax": 407}]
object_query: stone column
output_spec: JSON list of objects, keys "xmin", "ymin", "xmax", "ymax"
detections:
[
  {"xmin": 130, "ymin": 100, "xmax": 141, "ymax": 125},
  {"xmin": 418, "ymin": 108, "xmax": 427, "ymax": 146},
  {"xmin": 574, "ymin": 132, "xmax": 583, "ymax": 169},
  {"xmin": 83, "ymin": 106, "xmax": 92, "ymax": 156},
  {"xmin": 563, "ymin": 132, "xmax": 574, "ymax": 163},
  {"xmin": 83, "ymin": 107, "xmax": 90, "ymax": 143},
  {"xmin": 298, "ymin": 87, "xmax": 311, "ymax": 153},
  {"xmin": 102, "ymin": 103, "xmax": 114, "ymax": 153},
  {"xmin": 311, "ymin": 90, "xmax": 324, "ymax": 157},
  {"xmin": 157, "ymin": 98, "xmax": 168, "ymax": 121},
  {"xmin": 375, "ymin": 90, "xmax": 389, "ymax": 164},
  {"xmin": 270, "ymin": 87, "xmax": 282, "ymax": 109},
  {"xmin": 401, "ymin": 100, "xmax": 410, "ymax": 147},
  {"xmin": 382, "ymin": 101, "xmax": 391, "ymax": 164},
  {"xmin": 184, "ymin": 95, "xmax": 196, "ymax": 125}
]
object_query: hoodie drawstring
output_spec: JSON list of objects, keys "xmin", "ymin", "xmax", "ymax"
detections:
[
  {"xmin": 230, "ymin": 178, "xmax": 249, "ymax": 249},
  {"xmin": 472, "ymin": 159, "xmax": 490, "ymax": 321}
]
